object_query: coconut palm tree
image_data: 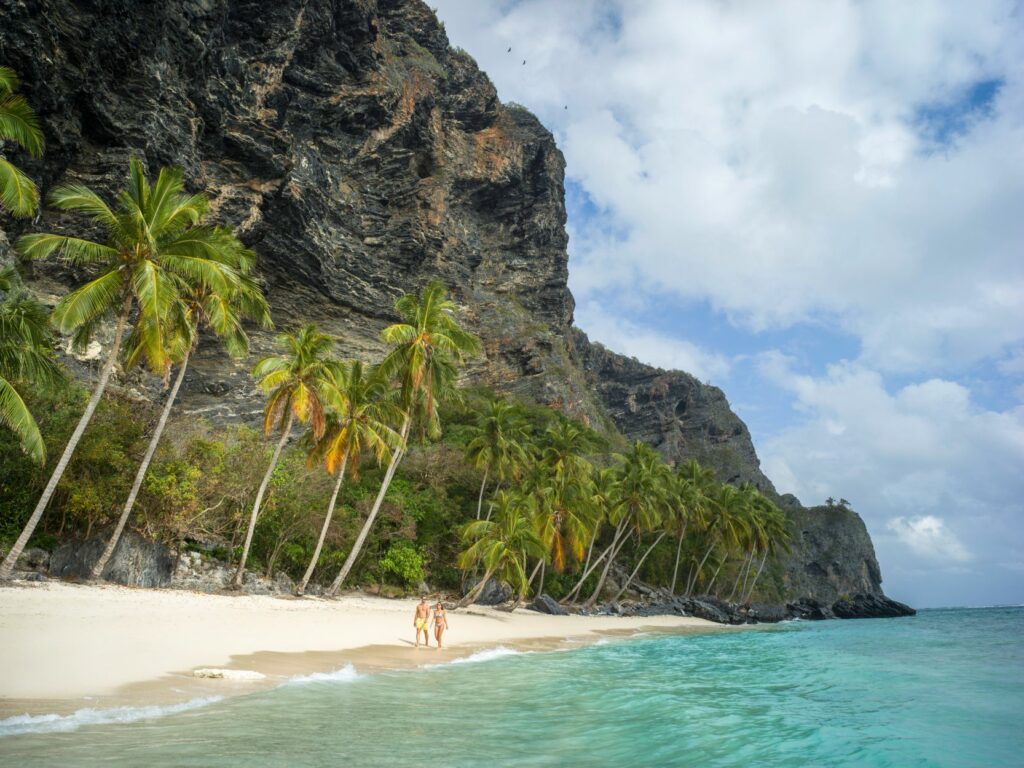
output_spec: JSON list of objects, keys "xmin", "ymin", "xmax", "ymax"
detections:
[
  {"xmin": 233, "ymin": 324, "xmax": 333, "ymax": 588},
  {"xmin": 0, "ymin": 66, "xmax": 44, "ymax": 217},
  {"xmin": 457, "ymin": 490, "xmax": 544, "ymax": 608},
  {"xmin": 561, "ymin": 467, "xmax": 620, "ymax": 604},
  {"xmin": 0, "ymin": 266, "xmax": 63, "ymax": 464},
  {"xmin": 465, "ymin": 398, "xmax": 529, "ymax": 519},
  {"xmin": 584, "ymin": 442, "xmax": 670, "ymax": 607},
  {"xmin": 1, "ymin": 158, "xmax": 244, "ymax": 580},
  {"xmin": 669, "ymin": 460, "xmax": 714, "ymax": 595},
  {"xmin": 90, "ymin": 259, "xmax": 270, "ymax": 581},
  {"xmin": 740, "ymin": 495, "xmax": 790, "ymax": 603},
  {"xmin": 684, "ymin": 483, "xmax": 749, "ymax": 596},
  {"xmin": 326, "ymin": 281, "xmax": 479, "ymax": 596},
  {"xmin": 295, "ymin": 360, "xmax": 400, "ymax": 595}
]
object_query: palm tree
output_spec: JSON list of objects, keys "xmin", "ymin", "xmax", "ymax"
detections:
[
  {"xmin": 584, "ymin": 442, "xmax": 669, "ymax": 607},
  {"xmin": 465, "ymin": 398, "xmax": 529, "ymax": 519},
  {"xmin": 457, "ymin": 490, "xmax": 544, "ymax": 608},
  {"xmin": 670, "ymin": 460, "xmax": 713, "ymax": 594},
  {"xmin": 561, "ymin": 467, "xmax": 619, "ymax": 604},
  {"xmin": 1, "ymin": 158, "xmax": 242, "ymax": 580},
  {"xmin": 233, "ymin": 324, "xmax": 333, "ymax": 588},
  {"xmin": 295, "ymin": 360, "xmax": 400, "ymax": 595},
  {"xmin": 326, "ymin": 281, "xmax": 479, "ymax": 595},
  {"xmin": 740, "ymin": 496, "xmax": 790, "ymax": 603},
  {"xmin": 0, "ymin": 66, "xmax": 44, "ymax": 217},
  {"xmin": 0, "ymin": 266, "xmax": 63, "ymax": 463},
  {"xmin": 90, "ymin": 256, "xmax": 270, "ymax": 580},
  {"xmin": 684, "ymin": 483, "xmax": 748, "ymax": 596}
]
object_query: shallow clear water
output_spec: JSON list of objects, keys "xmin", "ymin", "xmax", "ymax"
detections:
[{"xmin": 2, "ymin": 607, "xmax": 1021, "ymax": 767}]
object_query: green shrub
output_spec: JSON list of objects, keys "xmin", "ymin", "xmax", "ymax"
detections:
[{"xmin": 379, "ymin": 542, "xmax": 425, "ymax": 587}]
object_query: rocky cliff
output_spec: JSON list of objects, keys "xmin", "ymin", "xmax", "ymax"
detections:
[{"xmin": 0, "ymin": 0, "xmax": 895, "ymax": 606}]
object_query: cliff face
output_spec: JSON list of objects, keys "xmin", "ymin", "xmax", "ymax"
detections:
[{"xmin": 0, "ymin": 0, "xmax": 890, "ymax": 605}]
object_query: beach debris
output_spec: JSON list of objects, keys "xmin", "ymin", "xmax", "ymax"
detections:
[{"xmin": 193, "ymin": 668, "xmax": 265, "ymax": 681}]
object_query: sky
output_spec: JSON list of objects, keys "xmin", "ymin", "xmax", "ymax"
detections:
[{"xmin": 432, "ymin": 0, "xmax": 1024, "ymax": 609}]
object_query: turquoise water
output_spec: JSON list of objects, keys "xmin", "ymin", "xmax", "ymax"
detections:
[{"xmin": 2, "ymin": 607, "xmax": 1021, "ymax": 767}]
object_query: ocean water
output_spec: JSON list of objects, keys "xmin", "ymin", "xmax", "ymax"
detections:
[{"xmin": 2, "ymin": 607, "xmax": 1021, "ymax": 767}]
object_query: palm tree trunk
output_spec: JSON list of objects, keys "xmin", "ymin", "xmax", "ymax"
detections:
[
  {"xmin": 327, "ymin": 415, "xmax": 411, "ymax": 596},
  {"xmin": 1, "ymin": 297, "xmax": 131, "ymax": 581},
  {"xmin": 457, "ymin": 565, "xmax": 497, "ymax": 608},
  {"xmin": 232, "ymin": 413, "xmax": 294, "ymax": 588},
  {"xmin": 525, "ymin": 557, "xmax": 543, "ymax": 593},
  {"xmin": 611, "ymin": 531, "xmax": 667, "ymax": 603},
  {"xmin": 707, "ymin": 559, "xmax": 725, "ymax": 596},
  {"xmin": 295, "ymin": 453, "xmax": 349, "ymax": 596},
  {"xmin": 583, "ymin": 527, "xmax": 633, "ymax": 608},
  {"xmin": 90, "ymin": 346, "xmax": 191, "ymax": 581},
  {"xmin": 537, "ymin": 559, "xmax": 545, "ymax": 598},
  {"xmin": 685, "ymin": 536, "xmax": 718, "ymax": 596},
  {"xmin": 563, "ymin": 520, "xmax": 625, "ymax": 604},
  {"xmin": 670, "ymin": 524, "xmax": 687, "ymax": 595},
  {"xmin": 475, "ymin": 466, "xmax": 489, "ymax": 519},
  {"xmin": 743, "ymin": 550, "xmax": 770, "ymax": 603},
  {"xmin": 738, "ymin": 549, "xmax": 757, "ymax": 601},
  {"xmin": 728, "ymin": 551, "xmax": 753, "ymax": 603}
]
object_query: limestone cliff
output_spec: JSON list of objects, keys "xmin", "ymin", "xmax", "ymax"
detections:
[{"xmin": 0, "ymin": 0, "xmax": 895, "ymax": 606}]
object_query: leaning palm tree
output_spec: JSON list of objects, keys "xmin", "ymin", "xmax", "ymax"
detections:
[
  {"xmin": 0, "ymin": 266, "xmax": 63, "ymax": 463},
  {"xmin": 465, "ymin": 398, "xmax": 529, "ymax": 519},
  {"xmin": 90, "ymin": 258, "xmax": 270, "ymax": 581},
  {"xmin": 457, "ymin": 490, "xmax": 544, "ymax": 608},
  {"xmin": 326, "ymin": 281, "xmax": 479, "ymax": 595},
  {"xmin": 669, "ymin": 460, "xmax": 714, "ymax": 594},
  {"xmin": 295, "ymin": 360, "xmax": 400, "ymax": 595},
  {"xmin": 233, "ymin": 324, "xmax": 333, "ymax": 588},
  {"xmin": 2, "ymin": 158, "xmax": 242, "ymax": 580},
  {"xmin": 584, "ymin": 442, "xmax": 670, "ymax": 607},
  {"xmin": 561, "ymin": 467, "xmax": 620, "ymax": 604},
  {"xmin": 0, "ymin": 66, "xmax": 44, "ymax": 217}
]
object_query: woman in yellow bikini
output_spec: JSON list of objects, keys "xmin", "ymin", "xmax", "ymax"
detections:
[{"xmin": 431, "ymin": 601, "xmax": 448, "ymax": 650}]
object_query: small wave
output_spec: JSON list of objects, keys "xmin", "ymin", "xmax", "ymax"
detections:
[
  {"xmin": 286, "ymin": 664, "xmax": 361, "ymax": 685},
  {"xmin": 448, "ymin": 646, "xmax": 523, "ymax": 665},
  {"xmin": 0, "ymin": 696, "xmax": 222, "ymax": 738}
]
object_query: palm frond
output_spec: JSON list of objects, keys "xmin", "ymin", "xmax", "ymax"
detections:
[
  {"xmin": 0, "ymin": 158, "xmax": 39, "ymax": 217},
  {"xmin": 0, "ymin": 374, "xmax": 45, "ymax": 463},
  {"xmin": 16, "ymin": 232, "xmax": 118, "ymax": 265},
  {"xmin": 0, "ymin": 94, "xmax": 44, "ymax": 156},
  {"xmin": 50, "ymin": 269, "xmax": 124, "ymax": 333}
]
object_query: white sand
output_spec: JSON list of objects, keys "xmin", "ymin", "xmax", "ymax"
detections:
[{"xmin": 0, "ymin": 582, "xmax": 720, "ymax": 701}]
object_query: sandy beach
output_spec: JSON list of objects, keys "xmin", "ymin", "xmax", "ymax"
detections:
[{"xmin": 0, "ymin": 582, "xmax": 727, "ymax": 717}]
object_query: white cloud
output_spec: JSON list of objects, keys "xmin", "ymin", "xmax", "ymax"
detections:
[
  {"xmin": 574, "ymin": 301, "xmax": 731, "ymax": 382},
  {"xmin": 757, "ymin": 354, "xmax": 1024, "ymax": 603},
  {"xmin": 435, "ymin": 0, "xmax": 1024, "ymax": 373},
  {"xmin": 887, "ymin": 515, "xmax": 972, "ymax": 562}
]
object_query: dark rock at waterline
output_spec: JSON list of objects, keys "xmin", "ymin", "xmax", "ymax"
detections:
[
  {"xmin": 745, "ymin": 602, "xmax": 790, "ymax": 623},
  {"xmin": 50, "ymin": 529, "xmax": 174, "ymax": 588},
  {"xmin": 530, "ymin": 594, "xmax": 569, "ymax": 615},
  {"xmin": 786, "ymin": 597, "xmax": 835, "ymax": 621},
  {"xmin": 832, "ymin": 593, "xmax": 916, "ymax": 619},
  {"xmin": 465, "ymin": 578, "xmax": 513, "ymax": 606}
]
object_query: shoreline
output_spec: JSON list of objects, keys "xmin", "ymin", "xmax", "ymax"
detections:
[{"xmin": 0, "ymin": 582, "xmax": 736, "ymax": 719}]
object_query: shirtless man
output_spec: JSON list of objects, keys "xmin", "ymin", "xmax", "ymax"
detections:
[{"xmin": 414, "ymin": 597, "xmax": 431, "ymax": 648}]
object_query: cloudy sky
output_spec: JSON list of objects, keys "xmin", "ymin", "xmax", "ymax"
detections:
[{"xmin": 432, "ymin": 0, "xmax": 1024, "ymax": 608}]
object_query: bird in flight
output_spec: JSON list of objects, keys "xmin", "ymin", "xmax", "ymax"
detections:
[
  {"xmin": 507, "ymin": 46, "xmax": 512, "ymax": 52},
  {"xmin": 522, "ymin": 59, "xmax": 526, "ymax": 65}
]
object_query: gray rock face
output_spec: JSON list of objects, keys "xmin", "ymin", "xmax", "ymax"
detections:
[
  {"xmin": 50, "ymin": 529, "xmax": 174, "ymax": 588},
  {"xmin": 16, "ymin": 547, "xmax": 50, "ymax": 573},
  {"xmin": 0, "ymin": 0, "xmax": 898, "ymax": 609}
]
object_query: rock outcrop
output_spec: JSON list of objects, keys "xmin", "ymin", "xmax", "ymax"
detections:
[
  {"xmin": 0, "ymin": 0, "xmax": 901, "ymax": 610},
  {"xmin": 49, "ymin": 528, "xmax": 175, "ymax": 588}
]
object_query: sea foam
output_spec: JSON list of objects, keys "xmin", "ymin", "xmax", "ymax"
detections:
[
  {"xmin": 448, "ymin": 646, "xmax": 524, "ymax": 665},
  {"xmin": 0, "ymin": 696, "xmax": 222, "ymax": 738},
  {"xmin": 286, "ymin": 664, "xmax": 361, "ymax": 685}
]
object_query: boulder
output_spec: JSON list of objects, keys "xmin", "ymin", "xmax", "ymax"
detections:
[
  {"xmin": 745, "ymin": 602, "xmax": 791, "ymax": 623},
  {"xmin": 50, "ymin": 529, "xmax": 174, "ymax": 587},
  {"xmin": 832, "ymin": 593, "xmax": 916, "ymax": 619},
  {"xmin": 530, "ymin": 594, "xmax": 568, "ymax": 615},
  {"xmin": 465, "ymin": 577, "xmax": 513, "ymax": 606},
  {"xmin": 16, "ymin": 547, "xmax": 50, "ymax": 572}
]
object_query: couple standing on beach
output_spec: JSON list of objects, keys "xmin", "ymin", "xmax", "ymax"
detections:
[{"xmin": 414, "ymin": 597, "xmax": 448, "ymax": 649}]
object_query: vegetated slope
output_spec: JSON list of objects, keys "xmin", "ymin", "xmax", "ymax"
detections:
[{"xmin": 0, "ymin": 0, "xmax": 887, "ymax": 604}]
